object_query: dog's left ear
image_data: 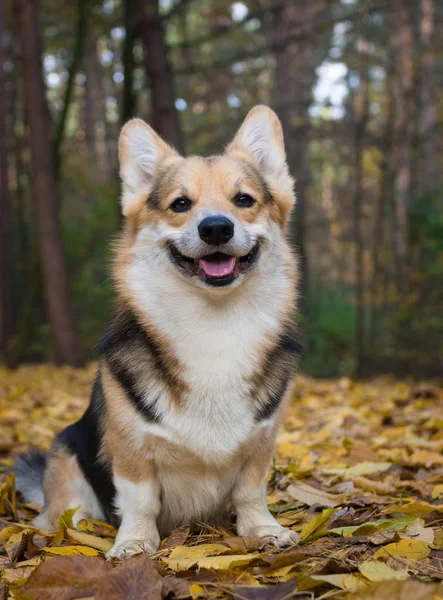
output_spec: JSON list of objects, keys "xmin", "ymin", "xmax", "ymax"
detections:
[
  {"xmin": 227, "ymin": 105, "xmax": 288, "ymax": 178},
  {"xmin": 227, "ymin": 106, "xmax": 295, "ymax": 227}
]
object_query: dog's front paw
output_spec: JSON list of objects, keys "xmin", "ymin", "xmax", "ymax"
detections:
[
  {"xmin": 238, "ymin": 524, "xmax": 299, "ymax": 547},
  {"xmin": 106, "ymin": 538, "xmax": 158, "ymax": 559}
]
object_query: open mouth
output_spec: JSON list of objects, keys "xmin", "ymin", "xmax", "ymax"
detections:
[{"xmin": 169, "ymin": 244, "xmax": 259, "ymax": 287}]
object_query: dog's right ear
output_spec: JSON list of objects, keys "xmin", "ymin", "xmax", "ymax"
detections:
[{"xmin": 119, "ymin": 119, "xmax": 180, "ymax": 216}]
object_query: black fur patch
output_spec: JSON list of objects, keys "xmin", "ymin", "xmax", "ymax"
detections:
[
  {"xmin": 253, "ymin": 325, "xmax": 302, "ymax": 421},
  {"xmin": 55, "ymin": 372, "xmax": 117, "ymax": 525},
  {"xmin": 106, "ymin": 355, "xmax": 160, "ymax": 422},
  {"xmin": 98, "ymin": 309, "xmax": 185, "ymax": 422}
]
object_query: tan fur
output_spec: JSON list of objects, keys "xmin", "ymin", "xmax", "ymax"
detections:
[
  {"xmin": 27, "ymin": 106, "xmax": 300, "ymax": 556},
  {"xmin": 34, "ymin": 448, "xmax": 103, "ymax": 530},
  {"xmin": 100, "ymin": 362, "xmax": 154, "ymax": 482},
  {"xmin": 118, "ymin": 155, "xmax": 291, "ymax": 235},
  {"xmin": 40, "ymin": 450, "xmax": 78, "ymax": 528}
]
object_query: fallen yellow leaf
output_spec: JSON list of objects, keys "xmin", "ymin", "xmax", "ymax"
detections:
[
  {"xmin": 66, "ymin": 528, "xmax": 113, "ymax": 552},
  {"xmin": 163, "ymin": 552, "xmax": 260, "ymax": 571},
  {"xmin": 410, "ymin": 450, "xmax": 443, "ymax": 466},
  {"xmin": 190, "ymin": 584, "xmax": 206, "ymax": 599},
  {"xmin": 431, "ymin": 484, "xmax": 443, "ymax": 499},
  {"xmin": 169, "ymin": 543, "xmax": 231, "ymax": 560},
  {"xmin": 58, "ymin": 506, "xmax": 81, "ymax": 530},
  {"xmin": 326, "ymin": 462, "xmax": 392, "ymax": 477},
  {"xmin": 76, "ymin": 518, "xmax": 117, "ymax": 538},
  {"xmin": 0, "ymin": 524, "xmax": 21, "ymax": 542},
  {"xmin": 42, "ymin": 545, "xmax": 100, "ymax": 556},
  {"xmin": 385, "ymin": 501, "xmax": 443, "ymax": 517},
  {"xmin": 300, "ymin": 507, "xmax": 338, "ymax": 541},
  {"xmin": 1, "ymin": 566, "xmax": 36, "ymax": 584},
  {"xmin": 358, "ymin": 559, "xmax": 409, "ymax": 582},
  {"xmin": 373, "ymin": 538, "xmax": 431, "ymax": 561},
  {"xmin": 312, "ymin": 573, "xmax": 370, "ymax": 592}
]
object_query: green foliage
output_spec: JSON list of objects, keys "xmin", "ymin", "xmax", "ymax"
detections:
[
  {"xmin": 301, "ymin": 281, "xmax": 356, "ymax": 378},
  {"xmin": 63, "ymin": 178, "xmax": 119, "ymax": 354}
]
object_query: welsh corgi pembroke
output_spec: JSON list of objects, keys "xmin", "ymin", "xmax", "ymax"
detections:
[{"xmin": 16, "ymin": 105, "xmax": 301, "ymax": 558}]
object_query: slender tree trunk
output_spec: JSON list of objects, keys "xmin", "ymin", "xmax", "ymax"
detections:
[
  {"xmin": 9, "ymin": 19, "xmax": 42, "ymax": 365},
  {"xmin": 84, "ymin": 34, "xmax": 99, "ymax": 180},
  {"xmin": 389, "ymin": 0, "xmax": 414, "ymax": 291},
  {"xmin": 16, "ymin": 0, "xmax": 84, "ymax": 366},
  {"xmin": 267, "ymin": 0, "xmax": 329, "ymax": 312},
  {"xmin": 136, "ymin": 0, "xmax": 184, "ymax": 152},
  {"xmin": 0, "ymin": 0, "xmax": 15, "ymax": 363},
  {"xmin": 353, "ymin": 32, "xmax": 370, "ymax": 378},
  {"xmin": 53, "ymin": 0, "xmax": 88, "ymax": 179},
  {"xmin": 369, "ymin": 73, "xmax": 394, "ymax": 353},
  {"xmin": 95, "ymin": 48, "xmax": 117, "ymax": 179},
  {"xmin": 418, "ymin": 0, "xmax": 437, "ymax": 194},
  {"xmin": 289, "ymin": 3, "xmax": 320, "ymax": 312},
  {"xmin": 121, "ymin": 0, "xmax": 137, "ymax": 125}
]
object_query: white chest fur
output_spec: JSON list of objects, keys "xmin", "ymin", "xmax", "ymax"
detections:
[{"xmin": 126, "ymin": 236, "xmax": 291, "ymax": 463}]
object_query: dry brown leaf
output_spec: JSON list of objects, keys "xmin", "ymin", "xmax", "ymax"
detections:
[
  {"xmin": 346, "ymin": 580, "xmax": 440, "ymax": 599},
  {"xmin": 352, "ymin": 475, "xmax": 396, "ymax": 495},
  {"xmin": 162, "ymin": 523, "xmax": 190, "ymax": 549},
  {"xmin": 286, "ymin": 483, "xmax": 343, "ymax": 507},
  {"xmin": 22, "ymin": 554, "xmax": 189, "ymax": 600}
]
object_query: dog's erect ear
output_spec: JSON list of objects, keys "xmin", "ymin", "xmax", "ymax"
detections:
[
  {"xmin": 227, "ymin": 106, "xmax": 295, "ymax": 229},
  {"xmin": 227, "ymin": 105, "xmax": 288, "ymax": 178},
  {"xmin": 119, "ymin": 119, "xmax": 180, "ymax": 216}
]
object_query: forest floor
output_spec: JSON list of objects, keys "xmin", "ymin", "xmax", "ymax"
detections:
[{"xmin": 0, "ymin": 365, "xmax": 443, "ymax": 599}]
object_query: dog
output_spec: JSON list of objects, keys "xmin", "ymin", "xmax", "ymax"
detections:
[{"xmin": 15, "ymin": 105, "xmax": 300, "ymax": 558}]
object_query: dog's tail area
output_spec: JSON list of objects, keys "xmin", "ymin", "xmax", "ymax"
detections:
[{"xmin": 14, "ymin": 450, "xmax": 47, "ymax": 507}]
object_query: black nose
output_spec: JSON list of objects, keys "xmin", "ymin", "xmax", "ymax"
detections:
[{"xmin": 198, "ymin": 216, "xmax": 234, "ymax": 245}]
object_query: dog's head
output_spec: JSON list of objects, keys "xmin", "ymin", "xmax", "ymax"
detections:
[{"xmin": 118, "ymin": 106, "xmax": 295, "ymax": 293}]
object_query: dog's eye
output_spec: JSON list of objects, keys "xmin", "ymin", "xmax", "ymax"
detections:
[
  {"xmin": 170, "ymin": 197, "xmax": 192, "ymax": 213},
  {"xmin": 233, "ymin": 193, "xmax": 256, "ymax": 209}
]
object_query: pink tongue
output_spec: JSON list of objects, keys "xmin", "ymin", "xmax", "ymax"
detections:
[{"xmin": 199, "ymin": 256, "xmax": 236, "ymax": 278}]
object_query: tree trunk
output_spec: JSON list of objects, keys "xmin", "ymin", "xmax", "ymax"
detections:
[
  {"xmin": 53, "ymin": 0, "xmax": 88, "ymax": 179},
  {"xmin": 389, "ymin": 0, "xmax": 414, "ymax": 291},
  {"xmin": 369, "ymin": 71, "xmax": 394, "ymax": 355},
  {"xmin": 136, "ymin": 0, "xmax": 184, "ymax": 152},
  {"xmin": 84, "ymin": 34, "xmax": 99, "ymax": 180},
  {"xmin": 266, "ymin": 0, "xmax": 329, "ymax": 312},
  {"xmin": 352, "ymin": 31, "xmax": 370, "ymax": 378},
  {"xmin": 0, "ymin": 0, "xmax": 15, "ymax": 363},
  {"xmin": 418, "ymin": 0, "xmax": 437, "ymax": 195},
  {"xmin": 121, "ymin": 0, "xmax": 137, "ymax": 125},
  {"xmin": 16, "ymin": 0, "xmax": 84, "ymax": 366}
]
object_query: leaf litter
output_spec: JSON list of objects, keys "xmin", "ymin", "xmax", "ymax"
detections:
[{"xmin": 1, "ymin": 366, "xmax": 443, "ymax": 598}]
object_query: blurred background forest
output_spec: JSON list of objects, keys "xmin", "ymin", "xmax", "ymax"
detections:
[{"xmin": 0, "ymin": 0, "xmax": 442, "ymax": 378}]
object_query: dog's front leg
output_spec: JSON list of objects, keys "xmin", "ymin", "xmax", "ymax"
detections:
[
  {"xmin": 107, "ymin": 461, "xmax": 161, "ymax": 559},
  {"xmin": 233, "ymin": 436, "xmax": 299, "ymax": 547}
]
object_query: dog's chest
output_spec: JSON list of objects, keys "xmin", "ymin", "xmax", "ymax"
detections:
[{"xmin": 146, "ymin": 296, "xmax": 278, "ymax": 460}]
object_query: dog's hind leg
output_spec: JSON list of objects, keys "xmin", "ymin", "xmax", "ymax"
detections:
[{"xmin": 34, "ymin": 448, "xmax": 105, "ymax": 530}]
